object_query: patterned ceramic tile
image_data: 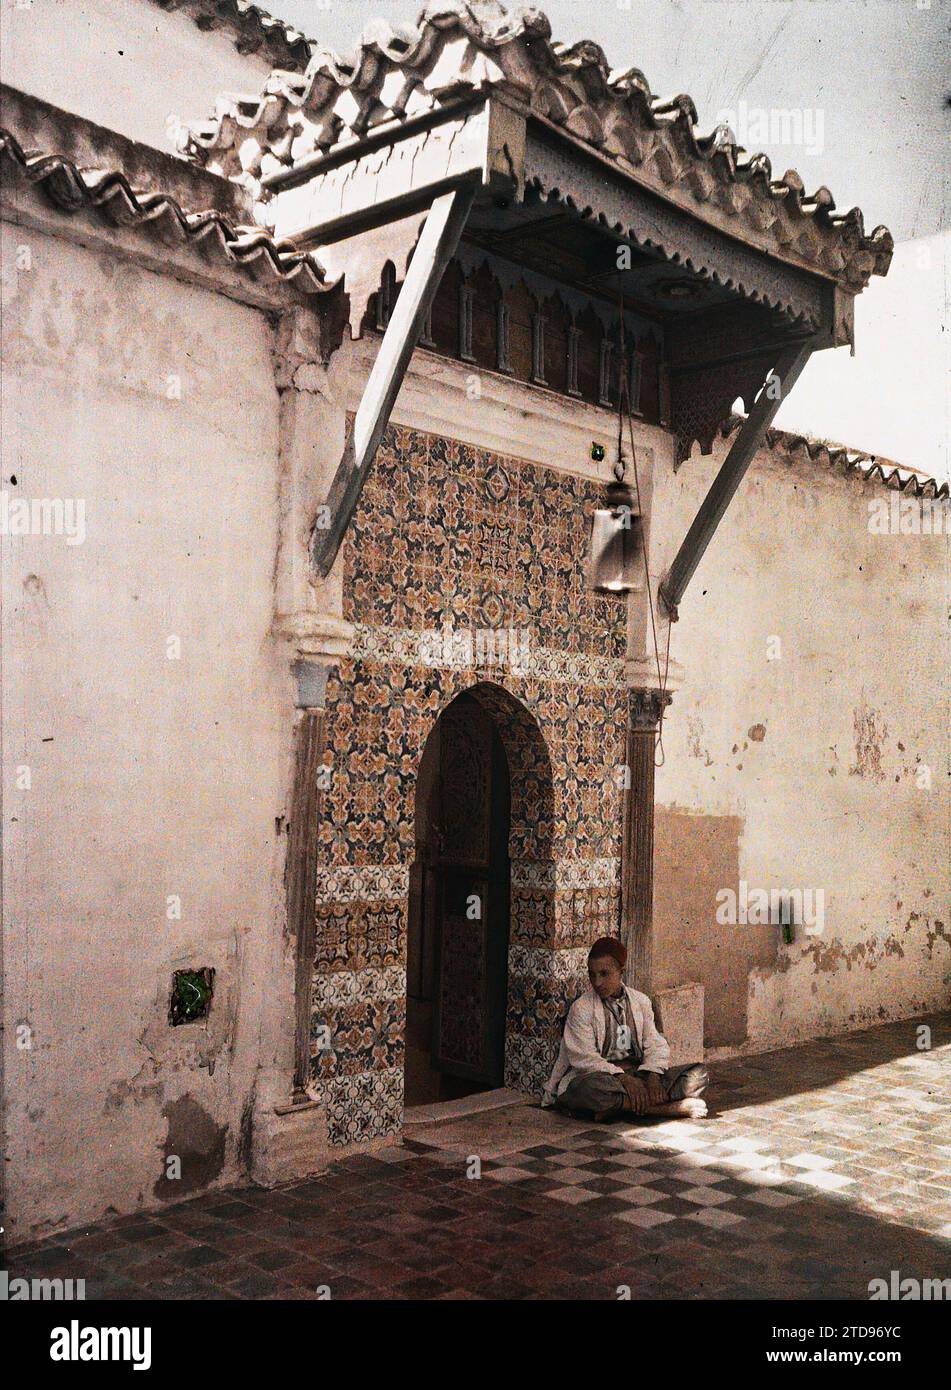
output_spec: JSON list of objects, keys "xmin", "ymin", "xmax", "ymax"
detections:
[
  {"xmin": 312, "ymin": 965, "xmax": 407, "ymax": 1010},
  {"xmin": 324, "ymin": 1066, "xmax": 404, "ymax": 1146},
  {"xmin": 309, "ymin": 424, "xmax": 632, "ymax": 1139},
  {"xmin": 312, "ymin": 996, "xmax": 404, "ymax": 1082},
  {"xmin": 314, "ymin": 901, "xmax": 406, "ymax": 974},
  {"xmin": 511, "ymin": 857, "xmax": 620, "ymax": 889},
  {"xmin": 504, "ymin": 1034, "xmax": 560, "ymax": 1094},
  {"xmin": 314, "ymin": 864, "xmax": 409, "ymax": 904}
]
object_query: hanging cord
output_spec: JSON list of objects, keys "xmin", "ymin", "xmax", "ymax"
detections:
[{"xmin": 615, "ymin": 282, "xmax": 670, "ymax": 767}]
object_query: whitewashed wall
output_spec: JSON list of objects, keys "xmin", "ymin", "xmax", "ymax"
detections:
[
  {"xmin": 1, "ymin": 222, "xmax": 946, "ymax": 1242},
  {"xmin": 1, "ymin": 221, "xmax": 290, "ymax": 1241},
  {"xmin": 0, "ymin": 0, "xmax": 271, "ymax": 154}
]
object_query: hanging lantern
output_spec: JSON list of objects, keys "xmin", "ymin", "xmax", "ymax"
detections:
[
  {"xmin": 590, "ymin": 474, "xmax": 643, "ymax": 593},
  {"xmin": 590, "ymin": 293, "xmax": 645, "ymax": 594}
]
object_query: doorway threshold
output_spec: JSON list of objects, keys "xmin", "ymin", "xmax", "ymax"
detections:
[{"xmin": 404, "ymin": 1087, "xmax": 524, "ymax": 1127}]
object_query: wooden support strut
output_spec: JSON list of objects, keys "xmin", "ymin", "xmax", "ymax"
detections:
[
  {"xmin": 658, "ymin": 343, "xmax": 813, "ymax": 620},
  {"xmin": 311, "ymin": 181, "xmax": 477, "ymax": 580}
]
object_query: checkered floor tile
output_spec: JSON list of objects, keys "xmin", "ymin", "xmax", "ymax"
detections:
[{"xmin": 6, "ymin": 1012, "xmax": 950, "ymax": 1300}]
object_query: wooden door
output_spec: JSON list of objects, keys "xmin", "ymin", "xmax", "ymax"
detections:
[{"xmin": 431, "ymin": 696, "xmax": 510, "ymax": 1085}]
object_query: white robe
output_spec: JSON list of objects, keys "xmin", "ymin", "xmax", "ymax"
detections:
[{"xmin": 541, "ymin": 985, "xmax": 671, "ymax": 1107}]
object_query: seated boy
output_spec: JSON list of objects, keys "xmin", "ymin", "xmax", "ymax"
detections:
[{"xmin": 542, "ymin": 936, "xmax": 708, "ymax": 1121}]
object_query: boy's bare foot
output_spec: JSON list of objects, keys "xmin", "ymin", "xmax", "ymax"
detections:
[{"xmin": 645, "ymin": 1097, "xmax": 708, "ymax": 1119}]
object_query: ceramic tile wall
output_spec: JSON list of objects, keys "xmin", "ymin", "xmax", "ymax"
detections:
[{"xmin": 312, "ymin": 424, "xmax": 630, "ymax": 1144}]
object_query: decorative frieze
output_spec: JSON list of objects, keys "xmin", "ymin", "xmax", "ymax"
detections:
[
  {"xmin": 314, "ymin": 863, "xmax": 409, "ymax": 905},
  {"xmin": 369, "ymin": 250, "xmax": 663, "ymax": 420},
  {"xmin": 349, "ymin": 623, "xmax": 627, "ymax": 688},
  {"xmin": 511, "ymin": 857, "xmax": 620, "ymax": 890}
]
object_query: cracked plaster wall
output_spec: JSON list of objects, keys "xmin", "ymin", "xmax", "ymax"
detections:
[
  {"xmin": 649, "ymin": 430, "xmax": 950, "ymax": 1052},
  {"xmin": 1, "ymin": 224, "xmax": 290, "ymax": 1241}
]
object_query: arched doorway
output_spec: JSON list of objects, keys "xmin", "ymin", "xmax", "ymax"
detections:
[{"xmin": 405, "ymin": 690, "xmax": 512, "ymax": 1106}]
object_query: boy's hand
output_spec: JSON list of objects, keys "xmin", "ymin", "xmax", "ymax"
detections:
[
  {"xmin": 622, "ymin": 1075, "xmax": 648, "ymax": 1114},
  {"xmin": 640, "ymin": 1073, "xmax": 667, "ymax": 1106}
]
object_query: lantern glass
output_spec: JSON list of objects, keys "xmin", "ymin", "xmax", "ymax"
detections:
[{"xmin": 589, "ymin": 483, "xmax": 643, "ymax": 593}]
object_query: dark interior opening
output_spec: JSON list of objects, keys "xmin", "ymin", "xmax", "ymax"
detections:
[{"xmin": 405, "ymin": 691, "xmax": 511, "ymax": 1107}]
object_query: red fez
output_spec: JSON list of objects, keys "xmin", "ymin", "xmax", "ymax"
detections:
[{"xmin": 587, "ymin": 936, "xmax": 627, "ymax": 969}]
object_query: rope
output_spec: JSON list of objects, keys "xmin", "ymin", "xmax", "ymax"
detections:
[{"xmin": 615, "ymin": 281, "xmax": 670, "ymax": 767}]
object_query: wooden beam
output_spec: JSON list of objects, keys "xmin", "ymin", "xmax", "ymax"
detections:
[
  {"xmin": 260, "ymin": 99, "xmax": 483, "ymax": 193},
  {"xmin": 311, "ymin": 181, "xmax": 476, "ymax": 579},
  {"xmin": 292, "ymin": 177, "xmax": 476, "ymax": 251},
  {"xmin": 658, "ymin": 343, "xmax": 813, "ymax": 619},
  {"xmin": 269, "ymin": 104, "xmax": 490, "ymax": 246},
  {"xmin": 288, "ymin": 707, "xmax": 328, "ymax": 1105}
]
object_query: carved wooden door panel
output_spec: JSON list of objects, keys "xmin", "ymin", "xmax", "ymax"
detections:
[{"xmin": 431, "ymin": 696, "xmax": 510, "ymax": 1085}]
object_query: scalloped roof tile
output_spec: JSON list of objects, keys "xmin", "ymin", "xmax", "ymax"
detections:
[
  {"xmin": 0, "ymin": 125, "xmax": 331, "ymax": 297},
  {"xmin": 180, "ymin": 0, "xmax": 893, "ymax": 292},
  {"xmin": 150, "ymin": 0, "xmax": 313, "ymax": 70},
  {"xmin": 721, "ymin": 415, "xmax": 948, "ymax": 500}
]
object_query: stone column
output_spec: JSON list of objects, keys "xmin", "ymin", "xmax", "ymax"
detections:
[
  {"xmin": 252, "ymin": 310, "xmax": 353, "ymax": 1183},
  {"xmin": 285, "ymin": 649, "xmax": 344, "ymax": 1107},
  {"xmin": 619, "ymin": 685, "xmax": 671, "ymax": 993}
]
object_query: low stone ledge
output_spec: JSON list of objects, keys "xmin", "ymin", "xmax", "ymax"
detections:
[{"xmin": 655, "ymin": 982, "xmax": 705, "ymax": 1066}]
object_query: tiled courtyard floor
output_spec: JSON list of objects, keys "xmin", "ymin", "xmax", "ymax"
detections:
[{"xmin": 9, "ymin": 1014, "xmax": 951, "ymax": 1300}]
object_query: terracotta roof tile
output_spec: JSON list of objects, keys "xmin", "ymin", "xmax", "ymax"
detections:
[
  {"xmin": 0, "ymin": 125, "xmax": 331, "ymax": 297},
  {"xmin": 181, "ymin": 0, "xmax": 892, "ymax": 292},
  {"xmin": 722, "ymin": 415, "xmax": 948, "ymax": 499},
  {"xmin": 150, "ymin": 0, "xmax": 313, "ymax": 70}
]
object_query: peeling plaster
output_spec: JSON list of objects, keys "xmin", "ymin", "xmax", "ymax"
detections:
[
  {"xmin": 153, "ymin": 1095, "xmax": 227, "ymax": 1199},
  {"xmin": 849, "ymin": 698, "xmax": 888, "ymax": 781},
  {"xmin": 104, "ymin": 1059, "xmax": 164, "ymax": 1116},
  {"xmin": 685, "ymin": 714, "xmax": 714, "ymax": 766}
]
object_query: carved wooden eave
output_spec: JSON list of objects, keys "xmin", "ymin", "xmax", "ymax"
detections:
[
  {"xmin": 185, "ymin": 86, "xmax": 873, "ymax": 456},
  {"xmin": 179, "ymin": 1, "xmax": 892, "ymax": 599},
  {"xmin": 181, "ymin": 0, "xmax": 891, "ymax": 295}
]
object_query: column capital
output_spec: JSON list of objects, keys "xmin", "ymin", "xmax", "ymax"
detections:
[
  {"xmin": 275, "ymin": 612, "xmax": 354, "ymax": 658},
  {"xmin": 628, "ymin": 686, "xmax": 673, "ymax": 730},
  {"xmin": 274, "ymin": 613, "xmax": 354, "ymax": 708},
  {"xmin": 624, "ymin": 654, "xmax": 686, "ymax": 696}
]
